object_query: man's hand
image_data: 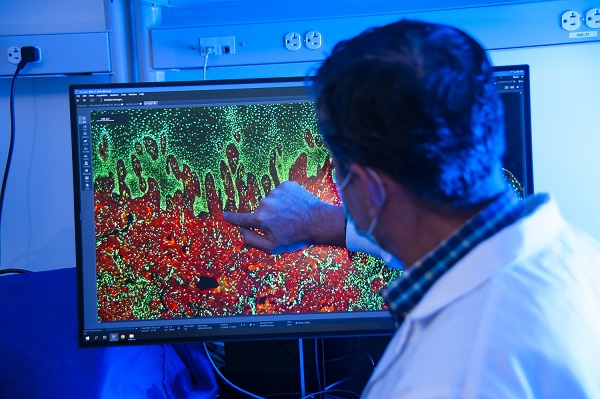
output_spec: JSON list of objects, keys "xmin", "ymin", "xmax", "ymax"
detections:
[{"xmin": 223, "ymin": 181, "xmax": 346, "ymax": 254}]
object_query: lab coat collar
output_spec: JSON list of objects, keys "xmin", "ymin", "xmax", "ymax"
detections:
[{"xmin": 406, "ymin": 194, "xmax": 561, "ymax": 321}]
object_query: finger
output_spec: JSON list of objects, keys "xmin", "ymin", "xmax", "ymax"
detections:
[
  {"xmin": 222, "ymin": 211, "xmax": 260, "ymax": 230},
  {"xmin": 238, "ymin": 227, "xmax": 277, "ymax": 253}
]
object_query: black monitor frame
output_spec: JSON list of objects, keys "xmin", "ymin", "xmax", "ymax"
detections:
[{"xmin": 70, "ymin": 66, "xmax": 532, "ymax": 347}]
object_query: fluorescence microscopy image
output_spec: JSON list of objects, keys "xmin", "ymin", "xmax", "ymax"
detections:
[{"xmin": 91, "ymin": 102, "xmax": 402, "ymax": 322}]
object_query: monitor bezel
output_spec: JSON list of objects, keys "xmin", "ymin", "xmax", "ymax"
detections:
[{"xmin": 70, "ymin": 65, "xmax": 533, "ymax": 347}]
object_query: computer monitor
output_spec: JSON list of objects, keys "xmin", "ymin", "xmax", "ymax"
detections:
[{"xmin": 70, "ymin": 65, "xmax": 532, "ymax": 346}]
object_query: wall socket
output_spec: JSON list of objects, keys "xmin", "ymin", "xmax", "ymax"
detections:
[
  {"xmin": 561, "ymin": 10, "xmax": 581, "ymax": 31},
  {"xmin": 284, "ymin": 31, "xmax": 322, "ymax": 50},
  {"xmin": 7, "ymin": 46, "xmax": 21, "ymax": 64},
  {"xmin": 284, "ymin": 32, "xmax": 302, "ymax": 51},
  {"xmin": 304, "ymin": 31, "xmax": 322, "ymax": 49},
  {"xmin": 586, "ymin": 8, "xmax": 600, "ymax": 28}
]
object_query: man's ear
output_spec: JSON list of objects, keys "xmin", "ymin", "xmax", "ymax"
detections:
[{"xmin": 349, "ymin": 164, "xmax": 385, "ymax": 215}]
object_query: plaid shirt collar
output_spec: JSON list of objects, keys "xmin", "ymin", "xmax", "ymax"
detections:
[{"xmin": 382, "ymin": 190, "xmax": 548, "ymax": 326}]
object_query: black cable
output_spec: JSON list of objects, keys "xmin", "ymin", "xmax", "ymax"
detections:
[
  {"xmin": 203, "ymin": 342, "xmax": 265, "ymax": 399},
  {"xmin": 320, "ymin": 349, "xmax": 376, "ymax": 397},
  {"xmin": 301, "ymin": 389, "xmax": 361, "ymax": 399},
  {"xmin": 264, "ymin": 366, "xmax": 301, "ymax": 398},
  {"xmin": 314, "ymin": 338, "xmax": 323, "ymax": 397},
  {"xmin": 324, "ymin": 350, "xmax": 376, "ymax": 369},
  {"xmin": 1, "ymin": 48, "xmax": 39, "ymax": 271},
  {"xmin": 202, "ymin": 338, "xmax": 372, "ymax": 398},
  {"xmin": 0, "ymin": 268, "xmax": 32, "ymax": 275},
  {"xmin": 324, "ymin": 368, "xmax": 373, "ymax": 392},
  {"xmin": 0, "ymin": 62, "xmax": 26, "ymax": 269}
]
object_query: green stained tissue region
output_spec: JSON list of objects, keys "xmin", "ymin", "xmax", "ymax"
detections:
[{"xmin": 91, "ymin": 102, "xmax": 327, "ymax": 212}]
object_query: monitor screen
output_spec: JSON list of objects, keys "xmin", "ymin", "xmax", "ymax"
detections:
[{"xmin": 70, "ymin": 65, "xmax": 532, "ymax": 346}]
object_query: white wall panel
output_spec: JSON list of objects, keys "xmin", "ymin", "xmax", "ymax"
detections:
[
  {"xmin": 0, "ymin": 33, "xmax": 111, "ymax": 77},
  {"xmin": 149, "ymin": 1, "xmax": 600, "ymax": 72}
]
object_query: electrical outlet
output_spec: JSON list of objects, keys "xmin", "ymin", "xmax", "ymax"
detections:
[
  {"xmin": 284, "ymin": 32, "xmax": 302, "ymax": 51},
  {"xmin": 198, "ymin": 36, "xmax": 236, "ymax": 56},
  {"xmin": 305, "ymin": 31, "xmax": 322, "ymax": 50},
  {"xmin": 7, "ymin": 46, "xmax": 21, "ymax": 64},
  {"xmin": 561, "ymin": 11, "xmax": 581, "ymax": 31},
  {"xmin": 586, "ymin": 8, "xmax": 600, "ymax": 29}
]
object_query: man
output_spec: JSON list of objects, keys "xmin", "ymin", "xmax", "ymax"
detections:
[{"xmin": 224, "ymin": 19, "xmax": 600, "ymax": 397}]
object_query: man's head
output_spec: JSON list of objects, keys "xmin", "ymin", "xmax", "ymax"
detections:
[{"xmin": 312, "ymin": 19, "xmax": 506, "ymax": 208}]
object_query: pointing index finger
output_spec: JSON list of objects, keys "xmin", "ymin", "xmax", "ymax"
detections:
[{"xmin": 222, "ymin": 211, "xmax": 260, "ymax": 230}]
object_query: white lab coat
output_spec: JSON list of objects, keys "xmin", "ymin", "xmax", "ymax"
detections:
[{"xmin": 350, "ymin": 197, "xmax": 600, "ymax": 398}]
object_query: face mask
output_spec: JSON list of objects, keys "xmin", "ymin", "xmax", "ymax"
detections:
[
  {"xmin": 380, "ymin": 245, "xmax": 405, "ymax": 271},
  {"xmin": 345, "ymin": 215, "xmax": 405, "ymax": 270},
  {"xmin": 338, "ymin": 168, "xmax": 405, "ymax": 271}
]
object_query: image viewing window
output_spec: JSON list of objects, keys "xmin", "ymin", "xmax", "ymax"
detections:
[{"xmin": 90, "ymin": 102, "xmax": 396, "ymax": 321}]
